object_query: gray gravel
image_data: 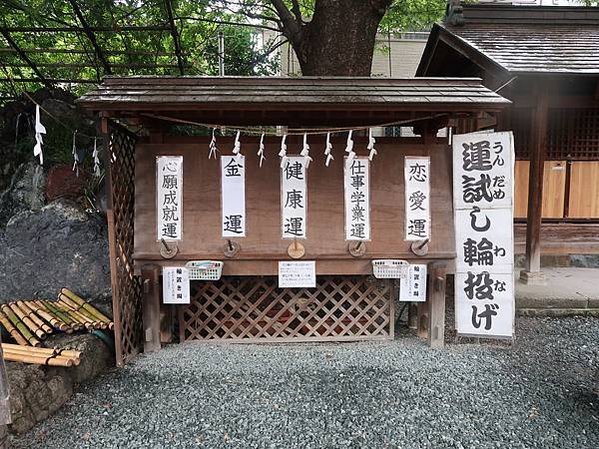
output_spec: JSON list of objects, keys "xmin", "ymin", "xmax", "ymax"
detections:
[{"xmin": 10, "ymin": 316, "xmax": 599, "ymax": 449}]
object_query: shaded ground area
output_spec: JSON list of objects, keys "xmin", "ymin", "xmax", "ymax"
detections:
[{"xmin": 11, "ymin": 317, "xmax": 599, "ymax": 449}]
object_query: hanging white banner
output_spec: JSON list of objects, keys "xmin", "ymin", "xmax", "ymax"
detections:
[
  {"xmin": 344, "ymin": 157, "xmax": 370, "ymax": 241},
  {"xmin": 281, "ymin": 156, "xmax": 308, "ymax": 239},
  {"xmin": 405, "ymin": 156, "xmax": 431, "ymax": 241},
  {"xmin": 452, "ymin": 132, "xmax": 513, "ymax": 210},
  {"xmin": 162, "ymin": 266, "xmax": 190, "ymax": 304},
  {"xmin": 399, "ymin": 264, "xmax": 427, "ymax": 302},
  {"xmin": 156, "ymin": 156, "xmax": 183, "ymax": 241},
  {"xmin": 221, "ymin": 155, "xmax": 246, "ymax": 237},
  {"xmin": 453, "ymin": 131, "xmax": 515, "ymax": 339}
]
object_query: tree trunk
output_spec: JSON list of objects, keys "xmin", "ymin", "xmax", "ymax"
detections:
[{"xmin": 289, "ymin": 0, "xmax": 392, "ymax": 76}]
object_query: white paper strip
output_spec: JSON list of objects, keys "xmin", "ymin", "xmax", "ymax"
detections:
[
  {"xmin": 405, "ymin": 157, "xmax": 431, "ymax": 241},
  {"xmin": 33, "ymin": 105, "xmax": 46, "ymax": 165},
  {"xmin": 344, "ymin": 157, "xmax": 370, "ymax": 240},
  {"xmin": 221, "ymin": 155, "xmax": 246, "ymax": 237},
  {"xmin": 281, "ymin": 156, "xmax": 307, "ymax": 239},
  {"xmin": 399, "ymin": 264, "xmax": 427, "ymax": 302},
  {"xmin": 162, "ymin": 267, "xmax": 190, "ymax": 304},
  {"xmin": 157, "ymin": 155, "xmax": 183, "ymax": 241},
  {"xmin": 453, "ymin": 131, "xmax": 515, "ymax": 339},
  {"xmin": 278, "ymin": 261, "xmax": 316, "ymax": 288}
]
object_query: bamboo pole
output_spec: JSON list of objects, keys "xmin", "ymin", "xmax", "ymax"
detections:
[
  {"xmin": 54, "ymin": 301, "xmax": 94, "ymax": 330},
  {"xmin": 27, "ymin": 301, "xmax": 69, "ymax": 332},
  {"xmin": 0, "ymin": 305, "xmax": 40, "ymax": 346},
  {"xmin": 7, "ymin": 303, "xmax": 46, "ymax": 340},
  {"xmin": 2, "ymin": 347, "xmax": 74, "ymax": 367},
  {"xmin": 0, "ymin": 311, "xmax": 29, "ymax": 346},
  {"xmin": 57, "ymin": 294, "xmax": 106, "ymax": 329},
  {"xmin": 38, "ymin": 301, "xmax": 81, "ymax": 331},
  {"xmin": 60, "ymin": 289, "xmax": 113, "ymax": 328},
  {"xmin": 15, "ymin": 301, "xmax": 53, "ymax": 334},
  {"xmin": 2, "ymin": 344, "xmax": 80, "ymax": 365}
]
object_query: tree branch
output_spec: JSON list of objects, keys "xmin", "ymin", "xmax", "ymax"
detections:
[
  {"xmin": 269, "ymin": 0, "xmax": 303, "ymax": 46},
  {"xmin": 290, "ymin": 0, "xmax": 303, "ymax": 23},
  {"xmin": 176, "ymin": 16, "xmax": 281, "ymax": 32}
]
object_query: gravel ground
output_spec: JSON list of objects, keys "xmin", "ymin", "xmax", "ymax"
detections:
[{"xmin": 10, "ymin": 316, "xmax": 599, "ymax": 449}]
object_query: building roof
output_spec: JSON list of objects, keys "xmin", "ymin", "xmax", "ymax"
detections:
[
  {"xmin": 417, "ymin": 5, "xmax": 599, "ymax": 76},
  {"xmin": 78, "ymin": 76, "xmax": 508, "ymax": 111}
]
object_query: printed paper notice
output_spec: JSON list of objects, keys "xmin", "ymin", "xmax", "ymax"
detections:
[
  {"xmin": 399, "ymin": 264, "xmax": 427, "ymax": 302},
  {"xmin": 162, "ymin": 266, "xmax": 190, "ymax": 304},
  {"xmin": 278, "ymin": 261, "xmax": 316, "ymax": 288}
]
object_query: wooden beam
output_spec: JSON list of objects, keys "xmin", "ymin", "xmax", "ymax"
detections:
[
  {"xmin": 0, "ymin": 29, "xmax": 53, "ymax": 88},
  {"xmin": 427, "ymin": 262, "xmax": 447, "ymax": 348},
  {"xmin": 164, "ymin": 0, "xmax": 185, "ymax": 75},
  {"xmin": 141, "ymin": 264, "xmax": 162, "ymax": 353},
  {"xmin": 2, "ymin": 26, "xmax": 170, "ymax": 32},
  {"xmin": 67, "ymin": 0, "xmax": 112, "ymax": 76},
  {"xmin": 521, "ymin": 90, "xmax": 549, "ymax": 283},
  {"xmin": 0, "ymin": 77, "xmax": 98, "ymax": 84}
]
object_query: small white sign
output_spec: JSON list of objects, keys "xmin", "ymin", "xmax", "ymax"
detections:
[
  {"xmin": 281, "ymin": 157, "xmax": 308, "ymax": 239},
  {"xmin": 344, "ymin": 157, "xmax": 371, "ymax": 241},
  {"xmin": 278, "ymin": 261, "xmax": 316, "ymax": 288},
  {"xmin": 157, "ymin": 156, "xmax": 183, "ymax": 241},
  {"xmin": 221, "ymin": 155, "xmax": 246, "ymax": 237},
  {"xmin": 162, "ymin": 266, "xmax": 190, "ymax": 304},
  {"xmin": 405, "ymin": 157, "xmax": 431, "ymax": 241},
  {"xmin": 399, "ymin": 264, "xmax": 427, "ymax": 302}
]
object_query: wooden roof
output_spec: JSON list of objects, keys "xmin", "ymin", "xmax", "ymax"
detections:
[
  {"xmin": 417, "ymin": 5, "xmax": 599, "ymax": 76},
  {"xmin": 77, "ymin": 76, "xmax": 508, "ymax": 111}
]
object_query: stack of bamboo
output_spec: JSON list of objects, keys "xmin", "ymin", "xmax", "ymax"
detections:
[
  {"xmin": 0, "ymin": 288, "xmax": 113, "ymax": 352},
  {"xmin": 1, "ymin": 343, "xmax": 81, "ymax": 367}
]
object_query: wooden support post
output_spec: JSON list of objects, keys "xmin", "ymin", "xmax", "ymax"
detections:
[
  {"xmin": 141, "ymin": 265, "xmax": 161, "ymax": 353},
  {"xmin": 520, "ymin": 92, "xmax": 549, "ymax": 285},
  {"xmin": 427, "ymin": 263, "xmax": 447, "ymax": 348},
  {"xmin": 417, "ymin": 301, "xmax": 429, "ymax": 339},
  {"xmin": 160, "ymin": 305, "xmax": 174, "ymax": 344}
]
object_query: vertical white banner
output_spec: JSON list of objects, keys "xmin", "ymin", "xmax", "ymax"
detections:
[
  {"xmin": 221, "ymin": 155, "xmax": 246, "ymax": 237},
  {"xmin": 344, "ymin": 157, "xmax": 370, "ymax": 240},
  {"xmin": 399, "ymin": 264, "xmax": 427, "ymax": 302},
  {"xmin": 157, "ymin": 156, "xmax": 183, "ymax": 241},
  {"xmin": 405, "ymin": 157, "xmax": 431, "ymax": 241},
  {"xmin": 281, "ymin": 156, "xmax": 308, "ymax": 239},
  {"xmin": 453, "ymin": 131, "xmax": 515, "ymax": 338},
  {"xmin": 162, "ymin": 266, "xmax": 190, "ymax": 304}
]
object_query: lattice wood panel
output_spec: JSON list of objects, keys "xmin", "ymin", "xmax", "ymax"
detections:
[
  {"xmin": 179, "ymin": 276, "xmax": 394, "ymax": 342},
  {"xmin": 107, "ymin": 122, "xmax": 143, "ymax": 366}
]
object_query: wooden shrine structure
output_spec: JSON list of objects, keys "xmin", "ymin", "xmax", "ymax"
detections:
[
  {"xmin": 417, "ymin": 4, "xmax": 599, "ymax": 282},
  {"xmin": 78, "ymin": 76, "xmax": 509, "ymax": 366}
]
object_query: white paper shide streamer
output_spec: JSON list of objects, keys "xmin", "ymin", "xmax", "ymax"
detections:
[
  {"xmin": 345, "ymin": 130, "xmax": 356, "ymax": 163},
  {"xmin": 72, "ymin": 130, "xmax": 80, "ymax": 176},
  {"xmin": 279, "ymin": 134, "xmax": 288, "ymax": 168},
  {"xmin": 92, "ymin": 138, "xmax": 101, "ymax": 177},
  {"xmin": 257, "ymin": 133, "xmax": 266, "ymax": 167},
  {"xmin": 208, "ymin": 128, "xmax": 218, "ymax": 159},
  {"xmin": 33, "ymin": 105, "xmax": 46, "ymax": 165},
  {"xmin": 324, "ymin": 132, "xmax": 334, "ymax": 167},
  {"xmin": 367, "ymin": 128, "xmax": 377, "ymax": 161},
  {"xmin": 233, "ymin": 130, "xmax": 242, "ymax": 162},
  {"xmin": 300, "ymin": 133, "xmax": 313, "ymax": 168}
]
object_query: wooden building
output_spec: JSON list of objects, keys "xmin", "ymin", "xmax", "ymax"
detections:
[
  {"xmin": 416, "ymin": 4, "xmax": 599, "ymax": 282},
  {"xmin": 78, "ymin": 76, "xmax": 509, "ymax": 365}
]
